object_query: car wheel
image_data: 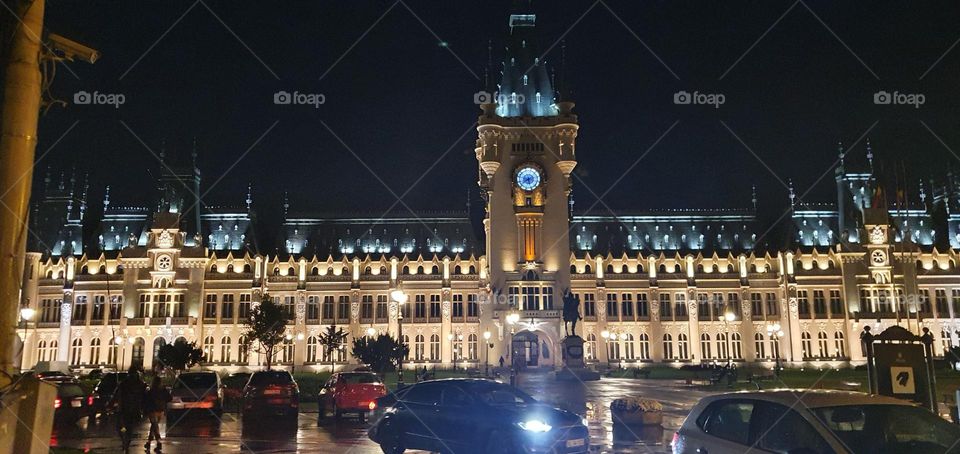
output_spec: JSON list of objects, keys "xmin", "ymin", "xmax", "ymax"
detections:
[{"xmin": 485, "ymin": 430, "xmax": 519, "ymax": 454}]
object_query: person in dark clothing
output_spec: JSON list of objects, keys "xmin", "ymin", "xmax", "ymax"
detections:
[
  {"xmin": 143, "ymin": 376, "xmax": 172, "ymax": 452},
  {"xmin": 112, "ymin": 368, "xmax": 146, "ymax": 452},
  {"xmin": 499, "ymin": 356, "xmax": 505, "ymax": 368}
]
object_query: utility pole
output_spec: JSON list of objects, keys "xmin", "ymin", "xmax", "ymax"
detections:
[{"xmin": 0, "ymin": 0, "xmax": 45, "ymax": 382}]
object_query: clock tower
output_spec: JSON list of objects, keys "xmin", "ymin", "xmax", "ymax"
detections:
[{"xmin": 476, "ymin": 5, "xmax": 578, "ymax": 365}]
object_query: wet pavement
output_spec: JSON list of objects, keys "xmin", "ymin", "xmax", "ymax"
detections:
[{"xmin": 51, "ymin": 374, "xmax": 721, "ymax": 453}]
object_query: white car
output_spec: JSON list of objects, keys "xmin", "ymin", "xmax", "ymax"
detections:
[{"xmin": 672, "ymin": 390, "xmax": 960, "ymax": 454}]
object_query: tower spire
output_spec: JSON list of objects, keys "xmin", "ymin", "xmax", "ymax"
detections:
[
  {"xmin": 788, "ymin": 179, "xmax": 796, "ymax": 208},
  {"xmin": 837, "ymin": 141, "xmax": 845, "ymax": 167},
  {"xmin": 866, "ymin": 139, "xmax": 874, "ymax": 173},
  {"xmin": 751, "ymin": 184, "xmax": 757, "ymax": 210},
  {"xmin": 246, "ymin": 183, "xmax": 253, "ymax": 212}
]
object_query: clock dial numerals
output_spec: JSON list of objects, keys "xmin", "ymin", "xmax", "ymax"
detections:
[{"xmin": 516, "ymin": 167, "xmax": 541, "ymax": 191}]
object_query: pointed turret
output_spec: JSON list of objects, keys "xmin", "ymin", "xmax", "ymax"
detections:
[{"xmin": 495, "ymin": 2, "xmax": 559, "ymax": 117}]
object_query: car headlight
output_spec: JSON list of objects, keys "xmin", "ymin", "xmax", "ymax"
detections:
[{"xmin": 518, "ymin": 420, "xmax": 552, "ymax": 432}]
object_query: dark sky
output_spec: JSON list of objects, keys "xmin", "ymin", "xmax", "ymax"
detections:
[{"xmin": 38, "ymin": 0, "xmax": 960, "ymax": 223}]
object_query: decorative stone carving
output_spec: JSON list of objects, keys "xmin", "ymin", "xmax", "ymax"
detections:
[
  {"xmin": 688, "ymin": 302, "xmax": 698, "ymax": 317},
  {"xmin": 741, "ymin": 301, "xmax": 751, "ymax": 318},
  {"xmin": 650, "ymin": 301, "xmax": 660, "ymax": 321},
  {"xmin": 351, "ymin": 301, "xmax": 360, "ymax": 323},
  {"xmin": 295, "ymin": 292, "xmax": 306, "ymax": 326},
  {"xmin": 442, "ymin": 300, "xmax": 451, "ymax": 319},
  {"xmin": 389, "ymin": 301, "xmax": 398, "ymax": 321},
  {"xmin": 789, "ymin": 298, "xmax": 799, "ymax": 316}
]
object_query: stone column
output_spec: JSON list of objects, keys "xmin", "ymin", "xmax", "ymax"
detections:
[
  {"xmin": 441, "ymin": 288, "xmax": 452, "ymax": 364},
  {"xmin": 649, "ymin": 288, "xmax": 663, "ymax": 362},
  {"xmin": 57, "ymin": 291, "xmax": 73, "ymax": 363},
  {"xmin": 740, "ymin": 288, "xmax": 756, "ymax": 362},
  {"xmin": 686, "ymin": 288, "xmax": 701, "ymax": 363}
]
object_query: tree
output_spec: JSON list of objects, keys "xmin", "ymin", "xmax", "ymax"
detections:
[
  {"xmin": 317, "ymin": 325, "xmax": 349, "ymax": 373},
  {"xmin": 243, "ymin": 294, "xmax": 288, "ymax": 370},
  {"xmin": 155, "ymin": 338, "xmax": 204, "ymax": 375},
  {"xmin": 352, "ymin": 334, "xmax": 408, "ymax": 375}
]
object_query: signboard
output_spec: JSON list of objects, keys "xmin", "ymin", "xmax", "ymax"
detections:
[{"xmin": 874, "ymin": 343, "xmax": 928, "ymax": 406}]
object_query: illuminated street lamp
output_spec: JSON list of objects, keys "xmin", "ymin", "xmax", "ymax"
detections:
[
  {"xmin": 391, "ymin": 289, "xmax": 408, "ymax": 384},
  {"xmin": 720, "ymin": 308, "xmax": 736, "ymax": 367},
  {"xmin": 366, "ymin": 327, "xmax": 377, "ymax": 337},
  {"xmin": 19, "ymin": 307, "xmax": 35, "ymax": 369},
  {"xmin": 766, "ymin": 323, "xmax": 784, "ymax": 376},
  {"xmin": 483, "ymin": 331, "xmax": 492, "ymax": 376}
]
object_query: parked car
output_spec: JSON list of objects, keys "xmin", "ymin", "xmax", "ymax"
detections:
[
  {"xmin": 167, "ymin": 371, "xmax": 223, "ymax": 418},
  {"xmin": 242, "ymin": 370, "xmax": 299, "ymax": 426},
  {"xmin": 318, "ymin": 371, "xmax": 387, "ymax": 423},
  {"xmin": 222, "ymin": 372, "xmax": 251, "ymax": 407},
  {"xmin": 48, "ymin": 378, "xmax": 92, "ymax": 424},
  {"xmin": 370, "ymin": 385, "xmax": 411, "ymax": 425},
  {"xmin": 37, "ymin": 370, "xmax": 70, "ymax": 380},
  {"xmin": 672, "ymin": 390, "xmax": 960, "ymax": 454},
  {"xmin": 89, "ymin": 372, "xmax": 127, "ymax": 417},
  {"xmin": 368, "ymin": 379, "xmax": 588, "ymax": 454}
]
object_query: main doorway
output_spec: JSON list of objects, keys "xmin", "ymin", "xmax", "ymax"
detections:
[{"xmin": 512, "ymin": 331, "xmax": 539, "ymax": 369}]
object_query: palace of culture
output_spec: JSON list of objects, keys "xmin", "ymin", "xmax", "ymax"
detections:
[{"xmin": 17, "ymin": 6, "xmax": 960, "ymax": 374}]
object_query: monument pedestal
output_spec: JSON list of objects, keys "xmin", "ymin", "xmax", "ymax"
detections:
[{"xmin": 555, "ymin": 335, "xmax": 600, "ymax": 381}]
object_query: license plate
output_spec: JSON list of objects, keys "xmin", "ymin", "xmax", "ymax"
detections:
[
  {"xmin": 263, "ymin": 389, "xmax": 281, "ymax": 395},
  {"xmin": 566, "ymin": 439, "xmax": 585, "ymax": 448},
  {"xmin": 71, "ymin": 400, "xmax": 82, "ymax": 408}
]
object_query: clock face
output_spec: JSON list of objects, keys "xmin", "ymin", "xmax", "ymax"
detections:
[
  {"xmin": 871, "ymin": 250, "xmax": 886, "ymax": 265},
  {"xmin": 156, "ymin": 254, "xmax": 173, "ymax": 271},
  {"xmin": 516, "ymin": 167, "xmax": 541, "ymax": 191}
]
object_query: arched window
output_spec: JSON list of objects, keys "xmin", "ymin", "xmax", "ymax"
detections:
[
  {"xmin": 238, "ymin": 336, "xmax": 249, "ymax": 363},
  {"xmin": 49, "ymin": 340, "xmax": 58, "ymax": 362},
  {"xmin": 700, "ymin": 333, "xmax": 712, "ymax": 360},
  {"xmin": 306, "ymin": 336, "xmax": 318, "ymax": 362},
  {"xmin": 834, "ymin": 331, "xmax": 846, "ymax": 358},
  {"xmin": 608, "ymin": 337, "xmax": 620, "ymax": 361},
  {"xmin": 452, "ymin": 335, "xmax": 463, "ymax": 361},
  {"xmin": 662, "ymin": 334, "xmax": 673, "ymax": 359},
  {"xmin": 623, "ymin": 334, "xmax": 635, "ymax": 360},
  {"xmin": 716, "ymin": 333, "xmax": 728, "ymax": 360},
  {"xmin": 585, "ymin": 333, "xmax": 597, "ymax": 361},
  {"xmin": 414, "ymin": 334, "xmax": 425, "ymax": 361},
  {"xmin": 801, "ymin": 332, "xmax": 812, "ymax": 359},
  {"xmin": 402, "ymin": 335, "xmax": 410, "ymax": 360},
  {"xmin": 90, "ymin": 338, "xmax": 101, "ymax": 365},
  {"xmin": 131, "ymin": 338, "xmax": 145, "ymax": 368},
  {"xmin": 817, "ymin": 331, "xmax": 829, "ymax": 358},
  {"xmin": 220, "ymin": 336, "xmax": 231, "ymax": 363},
  {"xmin": 754, "ymin": 333, "xmax": 766, "ymax": 359},
  {"xmin": 677, "ymin": 333, "xmax": 689, "ymax": 359},
  {"xmin": 770, "ymin": 335, "xmax": 780, "ymax": 359},
  {"xmin": 152, "ymin": 337, "xmax": 166, "ymax": 367},
  {"xmin": 282, "ymin": 338, "xmax": 294, "ymax": 363},
  {"xmin": 203, "ymin": 336, "xmax": 214, "ymax": 363},
  {"xmin": 37, "ymin": 340, "xmax": 47, "ymax": 362},
  {"xmin": 107, "ymin": 337, "xmax": 118, "ymax": 365},
  {"xmin": 429, "ymin": 334, "xmax": 440, "ymax": 361},
  {"xmin": 70, "ymin": 338, "xmax": 83, "ymax": 366},
  {"xmin": 731, "ymin": 333, "xmax": 742, "ymax": 360},
  {"xmin": 468, "ymin": 333, "xmax": 478, "ymax": 360},
  {"xmin": 637, "ymin": 333, "xmax": 650, "ymax": 360}
]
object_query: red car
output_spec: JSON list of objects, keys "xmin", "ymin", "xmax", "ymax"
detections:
[{"xmin": 318, "ymin": 371, "xmax": 386, "ymax": 423}]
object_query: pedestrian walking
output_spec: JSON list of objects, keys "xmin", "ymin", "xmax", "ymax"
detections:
[
  {"xmin": 112, "ymin": 368, "xmax": 146, "ymax": 452},
  {"xmin": 498, "ymin": 356, "xmax": 505, "ymax": 369},
  {"xmin": 144, "ymin": 375, "xmax": 172, "ymax": 452}
]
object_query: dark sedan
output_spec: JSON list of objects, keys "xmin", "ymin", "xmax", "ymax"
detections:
[
  {"xmin": 48, "ymin": 378, "xmax": 91, "ymax": 424},
  {"xmin": 241, "ymin": 370, "xmax": 299, "ymax": 427},
  {"xmin": 368, "ymin": 379, "xmax": 588, "ymax": 454}
]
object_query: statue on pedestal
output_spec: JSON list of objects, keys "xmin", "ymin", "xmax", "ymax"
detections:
[{"xmin": 562, "ymin": 289, "xmax": 582, "ymax": 338}]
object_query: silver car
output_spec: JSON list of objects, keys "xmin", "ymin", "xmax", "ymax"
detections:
[{"xmin": 672, "ymin": 389, "xmax": 960, "ymax": 454}]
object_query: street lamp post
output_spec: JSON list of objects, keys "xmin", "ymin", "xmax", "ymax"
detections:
[
  {"xmin": 483, "ymin": 331, "xmax": 492, "ymax": 377},
  {"xmin": 19, "ymin": 307, "xmax": 35, "ymax": 370},
  {"xmin": 391, "ymin": 289, "xmax": 408, "ymax": 385},
  {"xmin": 720, "ymin": 308, "xmax": 736, "ymax": 367},
  {"xmin": 766, "ymin": 323, "xmax": 784, "ymax": 377}
]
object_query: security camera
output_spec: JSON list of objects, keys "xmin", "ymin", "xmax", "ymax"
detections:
[{"xmin": 47, "ymin": 33, "xmax": 99, "ymax": 64}]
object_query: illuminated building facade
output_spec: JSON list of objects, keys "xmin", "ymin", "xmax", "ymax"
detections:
[{"xmin": 17, "ymin": 7, "xmax": 960, "ymax": 373}]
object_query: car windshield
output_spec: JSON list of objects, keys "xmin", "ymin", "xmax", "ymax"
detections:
[
  {"xmin": 249, "ymin": 372, "xmax": 293, "ymax": 386},
  {"xmin": 472, "ymin": 384, "xmax": 536, "ymax": 406},
  {"xmin": 340, "ymin": 374, "xmax": 380, "ymax": 384},
  {"xmin": 58, "ymin": 384, "xmax": 85, "ymax": 398},
  {"xmin": 175, "ymin": 374, "xmax": 217, "ymax": 389},
  {"xmin": 812, "ymin": 404, "xmax": 960, "ymax": 453}
]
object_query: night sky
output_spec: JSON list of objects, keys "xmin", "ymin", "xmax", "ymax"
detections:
[{"xmin": 37, "ymin": 0, "xmax": 960, "ymax": 226}]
